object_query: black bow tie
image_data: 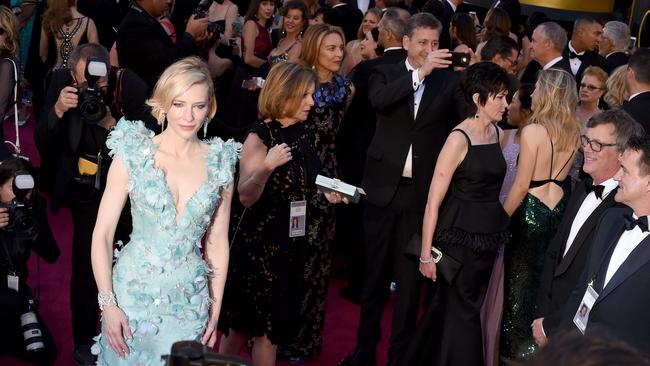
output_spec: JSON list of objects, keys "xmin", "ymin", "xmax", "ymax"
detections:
[
  {"xmin": 585, "ymin": 184, "xmax": 605, "ymax": 199},
  {"xmin": 569, "ymin": 51, "xmax": 584, "ymax": 61},
  {"xmin": 624, "ymin": 214, "xmax": 649, "ymax": 232}
]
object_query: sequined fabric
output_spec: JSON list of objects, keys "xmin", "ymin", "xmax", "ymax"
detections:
[
  {"xmin": 500, "ymin": 193, "xmax": 567, "ymax": 362},
  {"xmin": 93, "ymin": 120, "xmax": 240, "ymax": 365}
]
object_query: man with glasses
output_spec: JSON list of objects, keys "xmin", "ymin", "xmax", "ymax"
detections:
[
  {"xmin": 532, "ymin": 109, "xmax": 644, "ymax": 347},
  {"xmin": 480, "ymin": 35, "xmax": 521, "ymax": 129}
]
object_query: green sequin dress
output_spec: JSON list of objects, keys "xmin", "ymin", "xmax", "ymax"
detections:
[{"xmin": 500, "ymin": 193, "xmax": 567, "ymax": 361}]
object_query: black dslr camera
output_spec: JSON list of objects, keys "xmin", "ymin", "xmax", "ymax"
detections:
[
  {"xmin": 163, "ymin": 341, "xmax": 251, "ymax": 366},
  {"xmin": 76, "ymin": 57, "xmax": 108, "ymax": 124},
  {"xmin": 0, "ymin": 170, "xmax": 36, "ymax": 235},
  {"xmin": 194, "ymin": 0, "xmax": 226, "ymax": 36}
]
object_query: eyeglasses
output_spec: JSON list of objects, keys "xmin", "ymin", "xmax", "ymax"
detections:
[
  {"xmin": 580, "ymin": 135, "xmax": 617, "ymax": 152},
  {"xmin": 579, "ymin": 83, "xmax": 605, "ymax": 91}
]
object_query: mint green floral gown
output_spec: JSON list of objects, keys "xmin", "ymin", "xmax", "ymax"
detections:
[{"xmin": 92, "ymin": 120, "xmax": 239, "ymax": 366}]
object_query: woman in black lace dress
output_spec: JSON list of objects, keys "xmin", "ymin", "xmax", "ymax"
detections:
[
  {"xmin": 400, "ymin": 62, "xmax": 511, "ymax": 366},
  {"xmin": 279, "ymin": 24, "xmax": 354, "ymax": 360},
  {"xmin": 219, "ymin": 62, "xmax": 346, "ymax": 366}
]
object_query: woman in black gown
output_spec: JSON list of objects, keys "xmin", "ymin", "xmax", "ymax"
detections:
[{"xmin": 400, "ymin": 62, "xmax": 511, "ymax": 366}]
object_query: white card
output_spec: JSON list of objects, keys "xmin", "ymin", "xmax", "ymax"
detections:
[
  {"xmin": 7, "ymin": 274, "xmax": 19, "ymax": 292},
  {"xmin": 289, "ymin": 200, "xmax": 306, "ymax": 238},
  {"xmin": 573, "ymin": 284, "xmax": 599, "ymax": 334}
]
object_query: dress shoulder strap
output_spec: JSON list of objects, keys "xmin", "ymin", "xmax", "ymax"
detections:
[
  {"xmin": 554, "ymin": 149, "xmax": 575, "ymax": 180},
  {"xmin": 451, "ymin": 129, "xmax": 472, "ymax": 146},
  {"xmin": 493, "ymin": 123, "xmax": 500, "ymax": 144}
]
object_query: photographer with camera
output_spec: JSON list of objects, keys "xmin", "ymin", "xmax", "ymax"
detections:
[
  {"xmin": 35, "ymin": 42, "xmax": 153, "ymax": 366},
  {"xmin": 116, "ymin": 0, "xmax": 211, "ymax": 88},
  {"xmin": 0, "ymin": 157, "xmax": 59, "ymax": 365}
]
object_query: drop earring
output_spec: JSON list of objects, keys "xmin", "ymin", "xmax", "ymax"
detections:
[
  {"xmin": 203, "ymin": 118, "xmax": 209, "ymax": 137},
  {"xmin": 162, "ymin": 113, "xmax": 167, "ymax": 131},
  {"xmin": 474, "ymin": 113, "xmax": 480, "ymax": 120}
]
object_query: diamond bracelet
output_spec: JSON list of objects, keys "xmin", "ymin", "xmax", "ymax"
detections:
[{"xmin": 98, "ymin": 291, "xmax": 117, "ymax": 311}]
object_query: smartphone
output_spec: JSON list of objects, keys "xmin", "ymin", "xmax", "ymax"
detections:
[
  {"xmin": 449, "ymin": 52, "xmax": 471, "ymax": 68},
  {"xmin": 241, "ymin": 77, "xmax": 265, "ymax": 89},
  {"xmin": 629, "ymin": 36, "xmax": 637, "ymax": 50}
]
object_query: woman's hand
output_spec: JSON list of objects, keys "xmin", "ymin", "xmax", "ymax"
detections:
[
  {"xmin": 324, "ymin": 191, "xmax": 349, "ymax": 205},
  {"xmin": 0, "ymin": 208, "xmax": 9, "ymax": 229},
  {"xmin": 201, "ymin": 313, "xmax": 219, "ymax": 347},
  {"xmin": 263, "ymin": 143, "xmax": 292, "ymax": 170},
  {"xmin": 102, "ymin": 306, "xmax": 132, "ymax": 359},
  {"xmin": 419, "ymin": 261, "xmax": 437, "ymax": 282}
]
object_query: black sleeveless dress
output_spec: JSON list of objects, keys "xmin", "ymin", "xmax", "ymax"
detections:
[{"xmin": 400, "ymin": 127, "xmax": 510, "ymax": 366}]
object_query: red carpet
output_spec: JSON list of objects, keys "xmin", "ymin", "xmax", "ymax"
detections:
[{"xmin": 0, "ymin": 116, "xmax": 394, "ymax": 366}]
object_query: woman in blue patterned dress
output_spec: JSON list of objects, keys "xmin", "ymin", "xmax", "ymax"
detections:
[{"xmin": 90, "ymin": 57, "xmax": 239, "ymax": 365}]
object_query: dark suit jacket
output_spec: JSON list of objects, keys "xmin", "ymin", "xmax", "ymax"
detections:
[
  {"xmin": 338, "ymin": 48, "xmax": 408, "ymax": 185},
  {"xmin": 536, "ymin": 178, "xmax": 620, "ymax": 334},
  {"xmin": 324, "ymin": 3, "xmax": 363, "ymax": 44},
  {"xmin": 563, "ymin": 47, "xmax": 610, "ymax": 83},
  {"xmin": 439, "ymin": 0, "xmax": 454, "ymax": 50},
  {"xmin": 520, "ymin": 56, "xmax": 573, "ymax": 84},
  {"xmin": 562, "ymin": 206, "xmax": 650, "ymax": 357},
  {"xmin": 361, "ymin": 62, "xmax": 466, "ymax": 211},
  {"xmin": 347, "ymin": 0, "xmax": 375, "ymax": 13},
  {"xmin": 116, "ymin": 2, "xmax": 197, "ymax": 88},
  {"xmin": 605, "ymin": 51, "xmax": 629, "ymax": 71},
  {"xmin": 622, "ymin": 91, "xmax": 650, "ymax": 132}
]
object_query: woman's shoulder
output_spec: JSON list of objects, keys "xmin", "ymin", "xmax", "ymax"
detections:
[
  {"xmin": 107, "ymin": 119, "xmax": 155, "ymax": 157},
  {"xmin": 203, "ymin": 137, "xmax": 241, "ymax": 179}
]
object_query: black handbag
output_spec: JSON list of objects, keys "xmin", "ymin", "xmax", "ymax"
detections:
[{"xmin": 404, "ymin": 233, "xmax": 462, "ymax": 284}]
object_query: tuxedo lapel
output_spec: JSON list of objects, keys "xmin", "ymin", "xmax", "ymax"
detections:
[
  {"xmin": 414, "ymin": 71, "xmax": 440, "ymax": 123},
  {"xmin": 596, "ymin": 235, "xmax": 650, "ymax": 303},
  {"xmin": 593, "ymin": 221, "xmax": 627, "ymax": 292},
  {"xmin": 556, "ymin": 187, "xmax": 619, "ymax": 276}
]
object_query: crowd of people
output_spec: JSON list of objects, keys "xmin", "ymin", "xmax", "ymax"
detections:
[{"xmin": 1, "ymin": 0, "xmax": 650, "ymax": 366}]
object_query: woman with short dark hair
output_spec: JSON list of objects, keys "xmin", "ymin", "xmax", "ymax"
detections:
[{"xmin": 401, "ymin": 62, "xmax": 511, "ymax": 365}]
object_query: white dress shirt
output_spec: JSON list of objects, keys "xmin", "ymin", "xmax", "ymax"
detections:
[
  {"xmin": 401, "ymin": 59, "xmax": 425, "ymax": 178},
  {"xmin": 563, "ymin": 178, "xmax": 618, "ymax": 257},
  {"xmin": 543, "ymin": 56, "xmax": 564, "ymax": 70},
  {"xmin": 446, "ymin": 0, "xmax": 457, "ymax": 12},
  {"xmin": 603, "ymin": 214, "xmax": 650, "ymax": 288},
  {"xmin": 568, "ymin": 42, "xmax": 584, "ymax": 76},
  {"xmin": 357, "ymin": 0, "xmax": 370, "ymax": 13}
]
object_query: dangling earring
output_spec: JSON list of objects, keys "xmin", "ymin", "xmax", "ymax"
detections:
[
  {"xmin": 203, "ymin": 117, "xmax": 209, "ymax": 137},
  {"xmin": 162, "ymin": 113, "xmax": 168, "ymax": 131},
  {"xmin": 474, "ymin": 113, "xmax": 480, "ymax": 120}
]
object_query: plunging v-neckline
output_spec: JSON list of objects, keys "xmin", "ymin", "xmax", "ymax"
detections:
[{"xmin": 150, "ymin": 141, "xmax": 211, "ymax": 224}]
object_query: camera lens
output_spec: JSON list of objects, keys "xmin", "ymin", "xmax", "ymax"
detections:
[{"xmin": 20, "ymin": 311, "xmax": 45, "ymax": 352}]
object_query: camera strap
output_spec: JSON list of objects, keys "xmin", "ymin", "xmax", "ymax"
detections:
[
  {"xmin": 112, "ymin": 68, "xmax": 126, "ymax": 117},
  {"xmin": 1, "ymin": 234, "xmax": 22, "ymax": 292}
]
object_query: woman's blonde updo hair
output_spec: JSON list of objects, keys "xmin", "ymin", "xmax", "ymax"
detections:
[
  {"xmin": 530, "ymin": 69, "xmax": 580, "ymax": 151},
  {"xmin": 0, "ymin": 6, "xmax": 19, "ymax": 57},
  {"xmin": 147, "ymin": 57, "xmax": 217, "ymax": 125},
  {"xmin": 604, "ymin": 65, "xmax": 630, "ymax": 109},
  {"xmin": 258, "ymin": 61, "xmax": 317, "ymax": 120}
]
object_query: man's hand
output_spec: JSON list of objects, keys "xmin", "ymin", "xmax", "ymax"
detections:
[
  {"xmin": 418, "ymin": 49, "xmax": 452, "ymax": 80},
  {"xmin": 532, "ymin": 317, "xmax": 548, "ymax": 347},
  {"xmin": 186, "ymin": 15, "xmax": 209, "ymax": 41},
  {"xmin": 54, "ymin": 86, "xmax": 79, "ymax": 118},
  {"xmin": 0, "ymin": 208, "xmax": 10, "ymax": 229}
]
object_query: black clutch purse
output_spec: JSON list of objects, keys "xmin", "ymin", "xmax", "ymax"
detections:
[{"xmin": 405, "ymin": 233, "xmax": 462, "ymax": 284}]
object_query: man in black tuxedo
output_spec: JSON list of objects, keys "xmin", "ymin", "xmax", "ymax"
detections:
[
  {"xmin": 348, "ymin": 0, "xmax": 376, "ymax": 14},
  {"xmin": 622, "ymin": 49, "xmax": 650, "ymax": 131},
  {"xmin": 439, "ymin": 0, "xmax": 462, "ymax": 49},
  {"xmin": 323, "ymin": 0, "xmax": 363, "ymax": 44},
  {"xmin": 560, "ymin": 134, "xmax": 650, "ymax": 357},
  {"xmin": 116, "ymin": 0, "xmax": 208, "ymax": 88},
  {"xmin": 600, "ymin": 20, "xmax": 631, "ymax": 71},
  {"xmin": 532, "ymin": 109, "xmax": 644, "ymax": 345},
  {"xmin": 337, "ymin": 7, "xmax": 410, "ymax": 303},
  {"xmin": 34, "ymin": 43, "xmax": 152, "ymax": 366},
  {"xmin": 520, "ymin": 22, "xmax": 572, "ymax": 84},
  {"xmin": 339, "ymin": 13, "xmax": 465, "ymax": 366},
  {"xmin": 564, "ymin": 17, "xmax": 610, "ymax": 83}
]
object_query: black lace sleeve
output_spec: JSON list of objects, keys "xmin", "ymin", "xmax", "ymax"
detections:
[{"xmin": 0, "ymin": 59, "xmax": 17, "ymax": 122}]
